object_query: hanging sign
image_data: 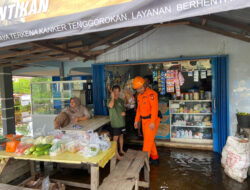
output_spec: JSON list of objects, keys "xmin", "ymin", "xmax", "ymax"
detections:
[
  {"xmin": 160, "ymin": 70, "xmax": 166, "ymax": 95},
  {"xmin": 188, "ymin": 71, "xmax": 193, "ymax": 77},
  {"xmin": 166, "ymin": 70, "xmax": 174, "ymax": 93},
  {"xmin": 201, "ymin": 70, "xmax": 207, "ymax": 79},
  {"xmin": 207, "ymin": 70, "xmax": 212, "ymax": 76},
  {"xmin": 194, "ymin": 70, "xmax": 199, "ymax": 82},
  {"xmin": 0, "ymin": 0, "xmax": 249, "ymax": 47}
]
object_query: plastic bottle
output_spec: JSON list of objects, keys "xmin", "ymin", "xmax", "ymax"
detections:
[
  {"xmin": 176, "ymin": 130, "xmax": 180, "ymax": 138},
  {"xmin": 188, "ymin": 130, "xmax": 193, "ymax": 139},
  {"xmin": 181, "ymin": 130, "xmax": 185, "ymax": 138},
  {"xmin": 184, "ymin": 130, "xmax": 189, "ymax": 138}
]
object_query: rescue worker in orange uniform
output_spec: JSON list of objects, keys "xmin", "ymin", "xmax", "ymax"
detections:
[{"xmin": 133, "ymin": 76, "xmax": 160, "ymax": 165}]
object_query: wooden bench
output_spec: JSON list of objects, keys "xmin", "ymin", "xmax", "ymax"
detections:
[
  {"xmin": 0, "ymin": 183, "xmax": 34, "ymax": 190},
  {"xmin": 0, "ymin": 158, "xmax": 32, "ymax": 184},
  {"xmin": 98, "ymin": 149, "xmax": 150, "ymax": 190}
]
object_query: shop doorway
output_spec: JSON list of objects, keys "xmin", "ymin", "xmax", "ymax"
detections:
[{"xmin": 92, "ymin": 55, "xmax": 229, "ymax": 153}]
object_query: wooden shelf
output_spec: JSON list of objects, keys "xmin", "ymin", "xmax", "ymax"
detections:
[
  {"xmin": 171, "ymin": 113, "xmax": 212, "ymax": 115},
  {"xmin": 171, "ymin": 125, "xmax": 212, "ymax": 128},
  {"xmin": 170, "ymin": 100, "xmax": 212, "ymax": 102},
  {"xmin": 171, "ymin": 138, "xmax": 213, "ymax": 144}
]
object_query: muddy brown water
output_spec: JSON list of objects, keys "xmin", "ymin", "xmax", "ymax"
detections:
[{"xmin": 50, "ymin": 146, "xmax": 250, "ymax": 190}]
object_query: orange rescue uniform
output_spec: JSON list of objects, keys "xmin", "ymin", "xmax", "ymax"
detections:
[{"xmin": 135, "ymin": 87, "xmax": 160, "ymax": 160}]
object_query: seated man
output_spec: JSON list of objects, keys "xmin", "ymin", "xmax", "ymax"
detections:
[{"xmin": 54, "ymin": 97, "xmax": 90, "ymax": 129}]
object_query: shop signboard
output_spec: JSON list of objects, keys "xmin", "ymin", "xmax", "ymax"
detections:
[{"xmin": 0, "ymin": 0, "xmax": 249, "ymax": 47}]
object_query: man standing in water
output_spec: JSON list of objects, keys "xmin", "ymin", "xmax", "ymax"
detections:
[
  {"xmin": 133, "ymin": 76, "xmax": 160, "ymax": 165},
  {"xmin": 108, "ymin": 85, "xmax": 126, "ymax": 160}
]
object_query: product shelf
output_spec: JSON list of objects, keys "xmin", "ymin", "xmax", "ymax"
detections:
[
  {"xmin": 171, "ymin": 113, "xmax": 212, "ymax": 115},
  {"xmin": 170, "ymin": 100, "xmax": 213, "ymax": 145},
  {"xmin": 171, "ymin": 138, "xmax": 213, "ymax": 144},
  {"xmin": 170, "ymin": 100, "xmax": 212, "ymax": 102},
  {"xmin": 171, "ymin": 125, "xmax": 213, "ymax": 128}
]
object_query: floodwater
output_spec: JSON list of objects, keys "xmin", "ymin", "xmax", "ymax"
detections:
[
  {"xmin": 149, "ymin": 147, "xmax": 250, "ymax": 190},
  {"xmin": 51, "ymin": 146, "xmax": 250, "ymax": 190}
]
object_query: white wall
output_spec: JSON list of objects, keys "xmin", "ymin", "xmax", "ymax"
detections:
[{"xmin": 95, "ymin": 25, "xmax": 250, "ymax": 135}]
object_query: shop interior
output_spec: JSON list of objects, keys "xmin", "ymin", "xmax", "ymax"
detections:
[{"xmin": 105, "ymin": 59, "xmax": 213, "ymax": 146}]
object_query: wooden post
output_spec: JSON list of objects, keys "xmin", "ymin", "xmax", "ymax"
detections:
[
  {"xmin": 144, "ymin": 158, "xmax": 150, "ymax": 188},
  {"xmin": 135, "ymin": 178, "xmax": 139, "ymax": 190},
  {"xmin": 0, "ymin": 67, "xmax": 15, "ymax": 135},
  {"xmin": 110, "ymin": 156, "xmax": 116, "ymax": 172},
  {"xmin": 91, "ymin": 165, "xmax": 99, "ymax": 190},
  {"xmin": 29, "ymin": 161, "xmax": 36, "ymax": 177}
]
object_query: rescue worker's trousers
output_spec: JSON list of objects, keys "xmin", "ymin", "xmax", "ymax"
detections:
[{"xmin": 142, "ymin": 117, "xmax": 160, "ymax": 160}]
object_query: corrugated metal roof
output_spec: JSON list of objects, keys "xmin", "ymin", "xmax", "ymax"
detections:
[{"xmin": 217, "ymin": 7, "xmax": 250, "ymax": 25}]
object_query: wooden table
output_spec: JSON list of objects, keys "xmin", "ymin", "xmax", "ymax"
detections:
[
  {"xmin": 62, "ymin": 116, "xmax": 110, "ymax": 133},
  {"xmin": 0, "ymin": 142, "xmax": 117, "ymax": 190}
]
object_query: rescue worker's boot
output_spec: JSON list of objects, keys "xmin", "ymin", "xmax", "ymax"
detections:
[{"xmin": 149, "ymin": 157, "xmax": 159, "ymax": 165}]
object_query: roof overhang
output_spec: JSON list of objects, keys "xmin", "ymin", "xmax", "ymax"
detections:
[{"xmin": 0, "ymin": 1, "xmax": 249, "ymax": 73}]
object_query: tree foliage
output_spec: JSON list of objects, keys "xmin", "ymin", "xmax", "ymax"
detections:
[
  {"xmin": 13, "ymin": 78, "xmax": 31, "ymax": 94},
  {"xmin": 13, "ymin": 77, "xmax": 52, "ymax": 95}
]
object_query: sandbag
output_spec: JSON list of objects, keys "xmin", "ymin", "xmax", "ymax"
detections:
[{"xmin": 221, "ymin": 136, "xmax": 250, "ymax": 183}]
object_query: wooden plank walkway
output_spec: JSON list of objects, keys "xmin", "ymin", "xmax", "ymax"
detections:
[{"xmin": 99, "ymin": 149, "xmax": 150, "ymax": 190}]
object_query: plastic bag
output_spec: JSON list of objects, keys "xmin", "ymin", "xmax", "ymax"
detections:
[
  {"xmin": 41, "ymin": 136, "xmax": 54, "ymax": 144},
  {"xmin": 87, "ymin": 130, "xmax": 111, "ymax": 151},
  {"xmin": 21, "ymin": 136, "xmax": 34, "ymax": 144},
  {"xmin": 224, "ymin": 167, "xmax": 248, "ymax": 183},
  {"xmin": 51, "ymin": 130, "xmax": 64, "ymax": 139},
  {"xmin": 78, "ymin": 137, "xmax": 88, "ymax": 151},
  {"xmin": 50, "ymin": 139, "xmax": 65, "ymax": 157},
  {"xmin": 15, "ymin": 143, "xmax": 34, "ymax": 155},
  {"xmin": 225, "ymin": 147, "xmax": 250, "ymax": 171},
  {"xmin": 89, "ymin": 132, "xmax": 100, "ymax": 144},
  {"xmin": 98, "ymin": 135, "xmax": 111, "ymax": 151},
  {"xmin": 221, "ymin": 145, "xmax": 229, "ymax": 168},
  {"xmin": 78, "ymin": 144, "xmax": 100, "ymax": 158},
  {"xmin": 41, "ymin": 176, "xmax": 50, "ymax": 190},
  {"xmin": 226, "ymin": 136, "xmax": 250, "ymax": 153},
  {"xmin": 34, "ymin": 136, "xmax": 44, "ymax": 145},
  {"xmin": 65, "ymin": 140, "xmax": 79, "ymax": 153}
]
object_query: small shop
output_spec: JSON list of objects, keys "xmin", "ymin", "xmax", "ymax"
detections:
[
  {"xmin": 0, "ymin": 0, "xmax": 246, "ymax": 154},
  {"xmin": 92, "ymin": 55, "xmax": 229, "ymax": 152},
  {"xmin": 0, "ymin": 0, "xmax": 249, "ymax": 188}
]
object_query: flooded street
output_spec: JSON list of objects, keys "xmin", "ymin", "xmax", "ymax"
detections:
[{"xmin": 51, "ymin": 146, "xmax": 250, "ymax": 190}]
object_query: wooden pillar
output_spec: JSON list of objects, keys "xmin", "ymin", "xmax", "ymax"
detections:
[
  {"xmin": 110, "ymin": 156, "xmax": 116, "ymax": 172},
  {"xmin": 0, "ymin": 67, "xmax": 15, "ymax": 135},
  {"xmin": 91, "ymin": 165, "xmax": 99, "ymax": 190},
  {"xmin": 29, "ymin": 161, "xmax": 36, "ymax": 177},
  {"xmin": 144, "ymin": 157, "xmax": 150, "ymax": 188}
]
